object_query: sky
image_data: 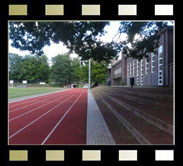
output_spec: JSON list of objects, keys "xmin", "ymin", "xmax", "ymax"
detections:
[{"xmin": 9, "ymin": 21, "xmax": 174, "ymax": 64}]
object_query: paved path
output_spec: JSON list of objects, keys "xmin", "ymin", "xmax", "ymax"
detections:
[{"xmin": 87, "ymin": 90, "xmax": 115, "ymax": 145}]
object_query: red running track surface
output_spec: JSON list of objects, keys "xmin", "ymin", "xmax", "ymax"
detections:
[{"xmin": 9, "ymin": 88, "xmax": 87, "ymax": 145}]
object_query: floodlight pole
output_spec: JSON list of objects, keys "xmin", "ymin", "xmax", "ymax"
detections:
[{"xmin": 88, "ymin": 58, "xmax": 91, "ymax": 91}]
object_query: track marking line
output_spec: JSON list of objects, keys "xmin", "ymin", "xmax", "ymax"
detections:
[
  {"xmin": 41, "ymin": 90, "xmax": 85, "ymax": 145},
  {"xmin": 9, "ymin": 94, "xmax": 58, "ymax": 107},
  {"xmin": 9, "ymin": 93, "xmax": 77, "ymax": 139},
  {"xmin": 9, "ymin": 92, "xmax": 66, "ymax": 113},
  {"xmin": 10, "ymin": 99, "xmax": 39, "ymax": 107},
  {"xmin": 9, "ymin": 93, "xmax": 70, "ymax": 121},
  {"xmin": 9, "ymin": 89, "xmax": 71, "ymax": 105}
]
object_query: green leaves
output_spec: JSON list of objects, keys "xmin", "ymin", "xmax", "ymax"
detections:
[
  {"xmin": 9, "ymin": 54, "xmax": 50, "ymax": 83},
  {"xmin": 9, "ymin": 53, "xmax": 108, "ymax": 86},
  {"xmin": 119, "ymin": 21, "xmax": 170, "ymax": 60},
  {"xmin": 80, "ymin": 59, "xmax": 108, "ymax": 85},
  {"xmin": 9, "ymin": 22, "xmax": 117, "ymax": 61},
  {"xmin": 9, "ymin": 21, "xmax": 171, "ymax": 61},
  {"xmin": 50, "ymin": 54, "xmax": 82, "ymax": 86}
]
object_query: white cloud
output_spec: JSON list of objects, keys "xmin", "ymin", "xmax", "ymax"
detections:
[
  {"xmin": 9, "ymin": 40, "xmax": 30, "ymax": 56},
  {"xmin": 9, "ymin": 46, "xmax": 30, "ymax": 56},
  {"xmin": 99, "ymin": 21, "xmax": 127, "ymax": 43},
  {"xmin": 43, "ymin": 41, "xmax": 69, "ymax": 59},
  {"xmin": 70, "ymin": 53, "xmax": 78, "ymax": 59}
]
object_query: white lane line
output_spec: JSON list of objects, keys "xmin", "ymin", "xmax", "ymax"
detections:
[
  {"xmin": 9, "ymin": 90, "xmax": 68, "ymax": 107},
  {"xmin": 9, "ymin": 90, "xmax": 60, "ymax": 97},
  {"xmin": 9, "ymin": 92, "xmax": 78, "ymax": 139},
  {"xmin": 9, "ymin": 93, "xmax": 59, "ymax": 107},
  {"xmin": 10, "ymin": 92, "xmax": 63, "ymax": 113},
  {"xmin": 9, "ymin": 88, "xmax": 70, "ymax": 105},
  {"xmin": 41, "ymin": 90, "xmax": 85, "ymax": 145},
  {"xmin": 9, "ymin": 93, "xmax": 71, "ymax": 122},
  {"xmin": 10, "ymin": 90, "xmax": 44, "ymax": 97},
  {"xmin": 10, "ymin": 98, "xmax": 38, "ymax": 107}
]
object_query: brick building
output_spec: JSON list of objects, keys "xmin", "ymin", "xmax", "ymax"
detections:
[{"xmin": 109, "ymin": 26, "xmax": 174, "ymax": 87}]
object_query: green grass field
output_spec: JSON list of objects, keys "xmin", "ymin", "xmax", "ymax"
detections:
[{"xmin": 9, "ymin": 87, "xmax": 65, "ymax": 99}]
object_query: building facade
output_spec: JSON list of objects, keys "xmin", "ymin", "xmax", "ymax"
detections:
[
  {"xmin": 109, "ymin": 26, "xmax": 173, "ymax": 87},
  {"xmin": 110, "ymin": 57, "xmax": 127, "ymax": 86}
]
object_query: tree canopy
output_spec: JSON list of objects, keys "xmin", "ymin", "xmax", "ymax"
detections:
[
  {"xmin": 9, "ymin": 21, "xmax": 172, "ymax": 61},
  {"xmin": 50, "ymin": 54, "xmax": 81, "ymax": 85},
  {"xmin": 9, "ymin": 22, "xmax": 120, "ymax": 62},
  {"xmin": 118, "ymin": 21, "xmax": 172, "ymax": 60},
  {"xmin": 9, "ymin": 52, "xmax": 108, "ymax": 86},
  {"xmin": 80, "ymin": 59, "xmax": 108, "ymax": 85},
  {"xmin": 9, "ymin": 53, "xmax": 50, "ymax": 83}
]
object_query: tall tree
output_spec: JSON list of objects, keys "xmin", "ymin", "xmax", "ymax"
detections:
[
  {"xmin": 36, "ymin": 56, "xmax": 50, "ymax": 82},
  {"xmin": 70, "ymin": 58, "xmax": 82, "ymax": 84},
  {"xmin": 9, "ymin": 53, "xmax": 22, "ymax": 82},
  {"xmin": 80, "ymin": 59, "xmax": 108, "ymax": 85},
  {"xmin": 9, "ymin": 54, "xmax": 50, "ymax": 83},
  {"xmin": 50, "ymin": 54, "xmax": 77, "ymax": 86}
]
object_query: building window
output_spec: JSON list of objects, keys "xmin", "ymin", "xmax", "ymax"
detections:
[
  {"xmin": 130, "ymin": 61, "xmax": 133, "ymax": 77},
  {"xmin": 136, "ymin": 60, "xmax": 140, "ymax": 85},
  {"xmin": 158, "ymin": 45, "xmax": 164, "ymax": 86},
  {"xmin": 151, "ymin": 52, "xmax": 155, "ymax": 73},
  {"xmin": 145, "ymin": 58, "xmax": 149, "ymax": 74},
  {"xmin": 133, "ymin": 59, "xmax": 135, "ymax": 77},
  {"xmin": 114, "ymin": 67, "xmax": 122, "ymax": 76},
  {"xmin": 140, "ymin": 59, "xmax": 144, "ymax": 85},
  {"xmin": 137, "ymin": 60, "xmax": 139, "ymax": 76},
  {"xmin": 127, "ymin": 63, "xmax": 130, "ymax": 85}
]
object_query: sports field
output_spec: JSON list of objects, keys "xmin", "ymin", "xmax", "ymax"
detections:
[{"xmin": 9, "ymin": 87, "xmax": 65, "ymax": 99}]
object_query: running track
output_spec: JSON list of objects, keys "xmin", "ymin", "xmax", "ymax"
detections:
[{"xmin": 9, "ymin": 88, "xmax": 87, "ymax": 145}]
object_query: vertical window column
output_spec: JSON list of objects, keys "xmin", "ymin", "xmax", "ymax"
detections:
[
  {"xmin": 127, "ymin": 63, "xmax": 130, "ymax": 85},
  {"xmin": 158, "ymin": 45, "xmax": 164, "ymax": 85},
  {"xmin": 151, "ymin": 52, "xmax": 155, "ymax": 73},
  {"xmin": 130, "ymin": 61, "xmax": 133, "ymax": 77},
  {"xmin": 140, "ymin": 59, "xmax": 144, "ymax": 85},
  {"xmin": 133, "ymin": 59, "xmax": 136, "ymax": 77},
  {"xmin": 136, "ymin": 60, "xmax": 140, "ymax": 85},
  {"xmin": 145, "ymin": 58, "xmax": 149, "ymax": 74}
]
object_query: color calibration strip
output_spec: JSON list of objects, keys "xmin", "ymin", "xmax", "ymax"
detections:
[
  {"xmin": 9, "ymin": 150, "xmax": 28, "ymax": 161},
  {"xmin": 119, "ymin": 150, "xmax": 137, "ymax": 161},
  {"xmin": 8, "ymin": 150, "xmax": 174, "ymax": 161},
  {"xmin": 155, "ymin": 150, "xmax": 174, "ymax": 161},
  {"xmin": 82, "ymin": 150, "xmax": 101, "ymax": 161},
  {"xmin": 9, "ymin": 5, "xmax": 27, "ymax": 16},
  {"xmin": 8, "ymin": 4, "xmax": 174, "ymax": 16},
  {"xmin": 118, "ymin": 5, "xmax": 137, "ymax": 15},
  {"xmin": 45, "ymin": 5, "xmax": 64, "ymax": 16},
  {"xmin": 46, "ymin": 150, "xmax": 64, "ymax": 161}
]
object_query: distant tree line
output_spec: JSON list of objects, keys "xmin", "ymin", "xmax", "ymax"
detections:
[
  {"xmin": 9, "ymin": 53, "xmax": 50, "ymax": 83},
  {"xmin": 9, "ymin": 53, "xmax": 108, "ymax": 86}
]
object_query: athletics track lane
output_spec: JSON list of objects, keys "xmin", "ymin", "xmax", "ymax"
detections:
[
  {"xmin": 9, "ymin": 89, "xmax": 68, "ymax": 109},
  {"xmin": 9, "ymin": 89, "xmax": 76, "ymax": 136},
  {"xmin": 9, "ymin": 90, "xmax": 72, "ymax": 120},
  {"xmin": 9, "ymin": 88, "xmax": 87, "ymax": 145}
]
